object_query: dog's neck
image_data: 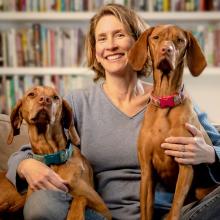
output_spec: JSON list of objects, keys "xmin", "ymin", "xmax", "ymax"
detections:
[
  {"xmin": 28, "ymin": 122, "xmax": 67, "ymax": 155},
  {"xmin": 150, "ymin": 64, "xmax": 185, "ymax": 108}
]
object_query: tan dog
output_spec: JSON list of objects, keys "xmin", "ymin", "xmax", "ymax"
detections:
[
  {"xmin": 5, "ymin": 86, "xmax": 111, "ymax": 220},
  {"xmin": 0, "ymin": 171, "xmax": 26, "ymax": 217},
  {"xmin": 128, "ymin": 25, "xmax": 217, "ymax": 220}
]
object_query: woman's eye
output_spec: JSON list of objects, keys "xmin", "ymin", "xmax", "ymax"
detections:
[
  {"xmin": 97, "ymin": 37, "xmax": 106, "ymax": 42},
  {"xmin": 116, "ymin": 33, "xmax": 124, "ymax": 38}
]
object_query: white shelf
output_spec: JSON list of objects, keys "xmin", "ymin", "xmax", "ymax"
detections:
[
  {"xmin": 0, "ymin": 67, "xmax": 93, "ymax": 75},
  {"xmin": 0, "ymin": 12, "xmax": 95, "ymax": 21},
  {"xmin": 0, "ymin": 67, "xmax": 218, "ymax": 76},
  {"xmin": 139, "ymin": 11, "xmax": 220, "ymax": 21},
  {"xmin": 0, "ymin": 12, "xmax": 220, "ymax": 21}
]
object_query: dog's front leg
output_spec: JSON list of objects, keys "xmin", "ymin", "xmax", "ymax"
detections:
[
  {"xmin": 68, "ymin": 179, "xmax": 112, "ymax": 220},
  {"xmin": 166, "ymin": 165, "xmax": 193, "ymax": 220},
  {"xmin": 139, "ymin": 151, "xmax": 154, "ymax": 220},
  {"xmin": 67, "ymin": 196, "xmax": 87, "ymax": 220}
]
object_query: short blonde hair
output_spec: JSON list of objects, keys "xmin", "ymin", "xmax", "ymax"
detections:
[{"xmin": 85, "ymin": 3, "xmax": 149, "ymax": 82}]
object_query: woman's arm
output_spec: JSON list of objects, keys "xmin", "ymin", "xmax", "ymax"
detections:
[
  {"xmin": 194, "ymin": 105, "xmax": 220, "ymax": 159},
  {"xmin": 161, "ymin": 105, "xmax": 220, "ymax": 183},
  {"xmin": 6, "ymin": 145, "xmax": 68, "ymax": 193},
  {"xmin": 6, "ymin": 144, "xmax": 32, "ymax": 193},
  {"xmin": 194, "ymin": 105, "xmax": 220, "ymax": 183}
]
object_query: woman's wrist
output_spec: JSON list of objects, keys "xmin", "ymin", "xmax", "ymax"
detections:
[
  {"xmin": 17, "ymin": 157, "xmax": 33, "ymax": 179},
  {"xmin": 207, "ymin": 145, "xmax": 216, "ymax": 164}
]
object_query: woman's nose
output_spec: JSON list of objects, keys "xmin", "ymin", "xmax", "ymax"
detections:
[{"xmin": 106, "ymin": 37, "xmax": 117, "ymax": 50}]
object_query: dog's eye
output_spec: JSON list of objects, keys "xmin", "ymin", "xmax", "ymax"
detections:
[
  {"xmin": 28, "ymin": 92, "xmax": 35, "ymax": 97},
  {"xmin": 177, "ymin": 38, "xmax": 185, "ymax": 43},
  {"xmin": 53, "ymin": 95, "xmax": 59, "ymax": 100},
  {"xmin": 153, "ymin": 36, "xmax": 159, "ymax": 40}
]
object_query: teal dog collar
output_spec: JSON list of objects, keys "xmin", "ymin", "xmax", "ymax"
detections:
[{"xmin": 33, "ymin": 140, "xmax": 74, "ymax": 166}]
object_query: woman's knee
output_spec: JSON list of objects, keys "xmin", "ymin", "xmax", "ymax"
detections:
[
  {"xmin": 23, "ymin": 190, "xmax": 72, "ymax": 220},
  {"xmin": 181, "ymin": 186, "xmax": 220, "ymax": 220}
]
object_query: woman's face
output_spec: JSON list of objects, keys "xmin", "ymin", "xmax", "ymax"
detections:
[{"xmin": 95, "ymin": 15, "xmax": 135, "ymax": 77}]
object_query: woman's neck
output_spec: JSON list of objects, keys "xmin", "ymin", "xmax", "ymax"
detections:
[
  {"xmin": 102, "ymin": 74, "xmax": 151, "ymax": 117},
  {"xmin": 103, "ymin": 75, "xmax": 144, "ymax": 103}
]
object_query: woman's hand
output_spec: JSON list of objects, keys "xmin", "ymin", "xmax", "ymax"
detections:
[
  {"xmin": 161, "ymin": 123, "xmax": 216, "ymax": 165},
  {"xmin": 17, "ymin": 158, "xmax": 69, "ymax": 192}
]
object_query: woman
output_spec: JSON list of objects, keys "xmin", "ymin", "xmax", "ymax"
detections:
[{"xmin": 6, "ymin": 4, "xmax": 220, "ymax": 220}]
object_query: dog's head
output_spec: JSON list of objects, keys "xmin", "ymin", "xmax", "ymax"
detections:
[
  {"xmin": 7, "ymin": 86, "xmax": 80, "ymax": 146},
  {"xmin": 128, "ymin": 24, "xmax": 207, "ymax": 77}
]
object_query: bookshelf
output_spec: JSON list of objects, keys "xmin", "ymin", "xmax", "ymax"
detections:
[
  {"xmin": 0, "ymin": 66, "xmax": 218, "ymax": 76},
  {"xmin": 0, "ymin": 0, "xmax": 220, "ymax": 123},
  {"xmin": 0, "ymin": 12, "xmax": 219, "ymax": 76},
  {"xmin": 0, "ymin": 67, "xmax": 92, "ymax": 75},
  {"xmin": 0, "ymin": 11, "xmax": 220, "ymax": 21}
]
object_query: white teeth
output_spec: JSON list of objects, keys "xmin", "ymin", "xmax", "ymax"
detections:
[{"xmin": 106, "ymin": 54, "xmax": 122, "ymax": 60}]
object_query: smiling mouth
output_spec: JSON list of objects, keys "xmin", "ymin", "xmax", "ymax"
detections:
[
  {"xmin": 106, "ymin": 53, "xmax": 124, "ymax": 61},
  {"xmin": 157, "ymin": 57, "xmax": 173, "ymax": 74}
]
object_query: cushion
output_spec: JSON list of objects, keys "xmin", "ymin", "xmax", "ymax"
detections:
[{"xmin": 0, "ymin": 114, "xmax": 28, "ymax": 171}]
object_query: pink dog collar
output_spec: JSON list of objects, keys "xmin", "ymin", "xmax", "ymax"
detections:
[{"xmin": 150, "ymin": 85, "xmax": 185, "ymax": 108}]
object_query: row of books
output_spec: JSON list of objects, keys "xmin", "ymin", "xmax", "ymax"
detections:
[
  {"xmin": 0, "ymin": 23, "xmax": 219, "ymax": 67},
  {"xmin": 153, "ymin": 0, "xmax": 220, "ymax": 11},
  {"xmin": 0, "ymin": 74, "xmax": 93, "ymax": 114},
  {"xmin": 0, "ymin": 24, "xmax": 85, "ymax": 67},
  {"xmin": 2, "ymin": 0, "xmax": 116, "ymax": 11},
  {"xmin": 0, "ymin": 0, "xmax": 219, "ymax": 12},
  {"xmin": 193, "ymin": 24, "xmax": 220, "ymax": 67}
]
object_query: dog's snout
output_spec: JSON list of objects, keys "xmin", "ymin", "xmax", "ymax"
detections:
[
  {"xmin": 160, "ymin": 41, "xmax": 174, "ymax": 56},
  {"xmin": 38, "ymin": 95, "xmax": 52, "ymax": 105},
  {"xmin": 161, "ymin": 45, "xmax": 173, "ymax": 55}
]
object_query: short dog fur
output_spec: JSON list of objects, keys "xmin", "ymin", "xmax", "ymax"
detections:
[
  {"xmin": 128, "ymin": 25, "xmax": 218, "ymax": 220},
  {"xmin": 3, "ymin": 86, "xmax": 111, "ymax": 220}
]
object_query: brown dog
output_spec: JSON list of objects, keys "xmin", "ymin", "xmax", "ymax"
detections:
[
  {"xmin": 0, "ymin": 172, "xmax": 26, "ymax": 218},
  {"xmin": 5, "ymin": 86, "xmax": 111, "ymax": 220},
  {"xmin": 128, "ymin": 25, "xmax": 217, "ymax": 220}
]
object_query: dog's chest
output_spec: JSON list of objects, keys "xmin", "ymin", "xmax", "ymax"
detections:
[
  {"xmin": 152, "ymin": 148, "xmax": 179, "ymax": 187},
  {"xmin": 141, "ymin": 109, "xmax": 183, "ymax": 187}
]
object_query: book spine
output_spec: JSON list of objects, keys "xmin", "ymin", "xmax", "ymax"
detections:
[
  {"xmin": 33, "ymin": 23, "xmax": 42, "ymax": 66},
  {"xmin": 204, "ymin": 25, "xmax": 214, "ymax": 66},
  {"xmin": 0, "ymin": 32, "xmax": 3, "ymax": 66},
  {"xmin": 214, "ymin": 27, "xmax": 220, "ymax": 66}
]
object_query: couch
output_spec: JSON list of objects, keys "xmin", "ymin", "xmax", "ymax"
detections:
[
  {"xmin": 0, "ymin": 114, "xmax": 28, "ymax": 220},
  {"xmin": 0, "ymin": 114, "xmax": 28, "ymax": 172}
]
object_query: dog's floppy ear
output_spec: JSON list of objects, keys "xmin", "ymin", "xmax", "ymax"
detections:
[
  {"xmin": 186, "ymin": 31, "xmax": 207, "ymax": 76},
  {"xmin": 62, "ymin": 99, "xmax": 80, "ymax": 146},
  {"xmin": 128, "ymin": 27, "xmax": 154, "ymax": 71},
  {"xmin": 7, "ymin": 99, "xmax": 23, "ymax": 144}
]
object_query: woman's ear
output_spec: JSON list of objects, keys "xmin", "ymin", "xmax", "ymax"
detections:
[
  {"xmin": 128, "ymin": 27, "xmax": 154, "ymax": 71},
  {"xmin": 186, "ymin": 31, "xmax": 207, "ymax": 76}
]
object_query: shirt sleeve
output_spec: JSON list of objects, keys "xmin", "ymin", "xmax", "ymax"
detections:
[
  {"xmin": 6, "ymin": 144, "xmax": 33, "ymax": 193},
  {"xmin": 194, "ymin": 105, "xmax": 220, "ymax": 184}
]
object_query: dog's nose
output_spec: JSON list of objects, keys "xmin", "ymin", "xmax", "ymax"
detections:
[
  {"xmin": 38, "ymin": 95, "xmax": 52, "ymax": 105},
  {"xmin": 161, "ymin": 45, "xmax": 173, "ymax": 55}
]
